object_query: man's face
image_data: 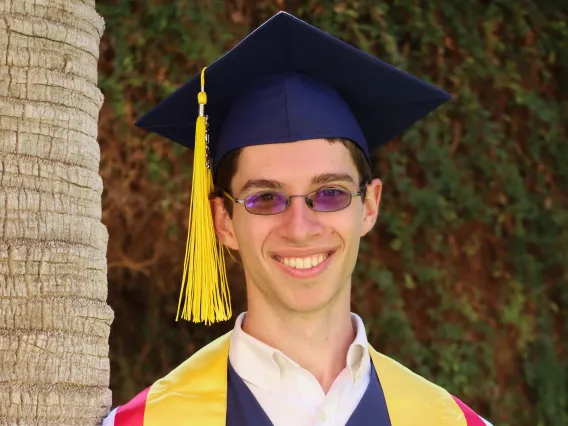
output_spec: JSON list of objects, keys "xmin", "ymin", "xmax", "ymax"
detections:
[{"xmin": 213, "ymin": 139, "xmax": 381, "ymax": 315}]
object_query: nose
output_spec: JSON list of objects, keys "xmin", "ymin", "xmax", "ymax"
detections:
[{"xmin": 278, "ymin": 195, "xmax": 323, "ymax": 244}]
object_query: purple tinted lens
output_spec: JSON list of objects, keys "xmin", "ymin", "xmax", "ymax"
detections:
[
  {"xmin": 245, "ymin": 192, "xmax": 288, "ymax": 214},
  {"xmin": 311, "ymin": 188, "xmax": 351, "ymax": 211}
]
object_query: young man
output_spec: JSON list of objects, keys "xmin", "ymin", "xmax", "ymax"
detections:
[{"xmin": 104, "ymin": 12, "xmax": 493, "ymax": 426}]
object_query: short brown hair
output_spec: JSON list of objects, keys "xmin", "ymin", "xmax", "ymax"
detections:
[{"xmin": 210, "ymin": 138, "xmax": 373, "ymax": 216}]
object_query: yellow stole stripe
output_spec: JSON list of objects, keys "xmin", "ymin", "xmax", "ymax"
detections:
[
  {"xmin": 369, "ymin": 348, "xmax": 467, "ymax": 426},
  {"xmin": 144, "ymin": 332, "xmax": 467, "ymax": 426}
]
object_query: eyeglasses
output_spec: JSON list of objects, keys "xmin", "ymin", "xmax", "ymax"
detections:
[{"xmin": 223, "ymin": 186, "xmax": 366, "ymax": 215}]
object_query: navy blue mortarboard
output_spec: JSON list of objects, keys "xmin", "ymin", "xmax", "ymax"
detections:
[
  {"xmin": 136, "ymin": 11, "xmax": 450, "ymax": 171},
  {"xmin": 135, "ymin": 12, "xmax": 451, "ymax": 325}
]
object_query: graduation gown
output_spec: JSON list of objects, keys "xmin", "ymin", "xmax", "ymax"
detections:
[{"xmin": 106, "ymin": 332, "xmax": 488, "ymax": 426}]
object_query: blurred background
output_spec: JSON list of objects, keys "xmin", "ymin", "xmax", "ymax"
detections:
[{"xmin": 95, "ymin": 1, "xmax": 568, "ymax": 425}]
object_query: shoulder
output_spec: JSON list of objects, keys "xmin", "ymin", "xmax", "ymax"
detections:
[
  {"xmin": 102, "ymin": 332, "xmax": 232, "ymax": 425},
  {"xmin": 369, "ymin": 346, "xmax": 493, "ymax": 426},
  {"xmin": 452, "ymin": 394, "xmax": 494, "ymax": 426},
  {"xmin": 101, "ymin": 387, "xmax": 150, "ymax": 426}
]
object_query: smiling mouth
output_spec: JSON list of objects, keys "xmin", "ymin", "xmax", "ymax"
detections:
[{"xmin": 273, "ymin": 251, "xmax": 334, "ymax": 270}]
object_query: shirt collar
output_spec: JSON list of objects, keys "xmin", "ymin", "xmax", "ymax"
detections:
[
  {"xmin": 346, "ymin": 313, "xmax": 370, "ymax": 378},
  {"xmin": 229, "ymin": 312, "xmax": 370, "ymax": 390}
]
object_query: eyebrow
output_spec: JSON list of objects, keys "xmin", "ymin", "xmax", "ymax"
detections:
[
  {"xmin": 239, "ymin": 179, "xmax": 283, "ymax": 193},
  {"xmin": 238, "ymin": 173, "xmax": 357, "ymax": 194},
  {"xmin": 311, "ymin": 173, "xmax": 356, "ymax": 186}
]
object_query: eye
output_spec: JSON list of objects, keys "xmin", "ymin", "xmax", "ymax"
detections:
[
  {"xmin": 245, "ymin": 191, "xmax": 282, "ymax": 205},
  {"xmin": 257, "ymin": 192, "xmax": 278, "ymax": 201},
  {"xmin": 317, "ymin": 187, "xmax": 346, "ymax": 197}
]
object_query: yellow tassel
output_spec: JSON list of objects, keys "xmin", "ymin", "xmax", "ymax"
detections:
[{"xmin": 176, "ymin": 67, "xmax": 232, "ymax": 324}]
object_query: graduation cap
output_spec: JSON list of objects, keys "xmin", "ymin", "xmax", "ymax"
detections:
[{"xmin": 136, "ymin": 12, "xmax": 451, "ymax": 324}]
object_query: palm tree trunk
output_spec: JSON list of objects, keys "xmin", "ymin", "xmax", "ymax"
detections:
[{"xmin": 0, "ymin": 0, "xmax": 112, "ymax": 424}]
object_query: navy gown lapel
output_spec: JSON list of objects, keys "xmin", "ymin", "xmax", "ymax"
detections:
[
  {"xmin": 226, "ymin": 361, "xmax": 274, "ymax": 426},
  {"xmin": 226, "ymin": 359, "xmax": 392, "ymax": 426},
  {"xmin": 345, "ymin": 361, "xmax": 392, "ymax": 426}
]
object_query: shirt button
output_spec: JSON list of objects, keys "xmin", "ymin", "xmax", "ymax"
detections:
[{"xmin": 318, "ymin": 410, "xmax": 326, "ymax": 422}]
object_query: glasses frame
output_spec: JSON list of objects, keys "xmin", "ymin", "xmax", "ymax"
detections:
[{"xmin": 222, "ymin": 184, "xmax": 368, "ymax": 216}]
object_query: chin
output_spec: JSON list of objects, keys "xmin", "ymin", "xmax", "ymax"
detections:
[{"xmin": 279, "ymin": 289, "xmax": 340, "ymax": 314}]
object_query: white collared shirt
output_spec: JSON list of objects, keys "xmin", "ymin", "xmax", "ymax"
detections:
[{"xmin": 229, "ymin": 312, "xmax": 371, "ymax": 426}]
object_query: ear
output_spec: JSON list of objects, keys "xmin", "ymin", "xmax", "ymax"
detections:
[
  {"xmin": 211, "ymin": 197, "xmax": 240, "ymax": 250},
  {"xmin": 360, "ymin": 178, "xmax": 382, "ymax": 237}
]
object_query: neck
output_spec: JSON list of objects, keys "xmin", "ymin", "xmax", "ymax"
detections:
[{"xmin": 242, "ymin": 287, "xmax": 355, "ymax": 393}]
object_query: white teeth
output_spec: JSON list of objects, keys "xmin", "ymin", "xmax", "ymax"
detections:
[{"xmin": 276, "ymin": 253, "xmax": 329, "ymax": 269}]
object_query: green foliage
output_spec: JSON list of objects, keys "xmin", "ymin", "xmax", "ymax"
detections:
[{"xmin": 96, "ymin": 1, "xmax": 568, "ymax": 425}]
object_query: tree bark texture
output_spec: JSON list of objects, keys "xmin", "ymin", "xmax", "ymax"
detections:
[{"xmin": 0, "ymin": 0, "xmax": 112, "ymax": 424}]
